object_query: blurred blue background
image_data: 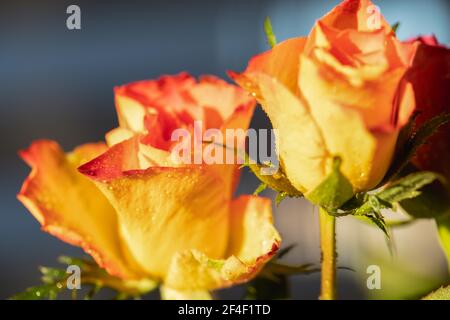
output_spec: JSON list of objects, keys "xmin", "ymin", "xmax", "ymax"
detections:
[{"xmin": 1, "ymin": 0, "xmax": 449, "ymax": 299}]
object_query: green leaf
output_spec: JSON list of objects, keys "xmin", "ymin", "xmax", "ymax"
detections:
[
  {"xmin": 306, "ymin": 157, "xmax": 353, "ymax": 210},
  {"xmin": 10, "ymin": 284, "xmax": 62, "ymax": 300},
  {"xmin": 12, "ymin": 255, "xmax": 157, "ymax": 300},
  {"xmin": 398, "ymin": 168, "xmax": 450, "ymax": 273},
  {"xmin": 336, "ymin": 172, "xmax": 440, "ymax": 238},
  {"xmin": 264, "ymin": 262, "xmax": 319, "ymax": 277},
  {"xmin": 400, "ymin": 180, "xmax": 450, "ymax": 219},
  {"xmin": 245, "ymin": 261, "xmax": 318, "ymax": 300},
  {"xmin": 84, "ymin": 284, "xmax": 102, "ymax": 300},
  {"xmin": 276, "ymin": 244, "xmax": 296, "ymax": 259},
  {"xmin": 385, "ymin": 112, "xmax": 450, "ymax": 182},
  {"xmin": 275, "ymin": 192, "xmax": 288, "ymax": 206},
  {"xmin": 245, "ymin": 274, "xmax": 289, "ymax": 300},
  {"xmin": 350, "ymin": 171, "xmax": 440, "ymax": 217},
  {"xmin": 391, "ymin": 22, "xmax": 400, "ymax": 35},
  {"xmin": 378, "ymin": 171, "xmax": 441, "ymax": 204},
  {"xmin": 422, "ymin": 286, "xmax": 450, "ymax": 300},
  {"xmin": 264, "ymin": 17, "xmax": 277, "ymax": 48},
  {"xmin": 39, "ymin": 267, "xmax": 67, "ymax": 284},
  {"xmin": 436, "ymin": 215, "xmax": 450, "ymax": 273},
  {"xmin": 253, "ymin": 183, "xmax": 267, "ymax": 196}
]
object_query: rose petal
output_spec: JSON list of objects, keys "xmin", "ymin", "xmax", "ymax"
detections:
[
  {"xmin": 18, "ymin": 140, "xmax": 143, "ymax": 279},
  {"xmin": 305, "ymin": 20, "xmax": 389, "ymax": 68},
  {"xmin": 164, "ymin": 195, "xmax": 280, "ymax": 290},
  {"xmin": 229, "ymin": 37, "xmax": 306, "ymax": 99},
  {"xmin": 299, "ymin": 55, "xmax": 399, "ymax": 191},
  {"xmin": 320, "ymin": 0, "xmax": 391, "ymax": 33},
  {"xmin": 105, "ymin": 127, "xmax": 134, "ymax": 147},
  {"xmin": 188, "ymin": 75, "xmax": 256, "ymax": 125},
  {"xmin": 80, "ymin": 147, "xmax": 230, "ymax": 279},
  {"xmin": 408, "ymin": 42, "xmax": 450, "ymax": 179},
  {"xmin": 236, "ymin": 71, "xmax": 329, "ymax": 192},
  {"xmin": 114, "ymin": 73, "xmax": 201, "ymax": 135},
  {"xmin": 301, "ymin": 51, "xmax": 408, "ymax": 130}
]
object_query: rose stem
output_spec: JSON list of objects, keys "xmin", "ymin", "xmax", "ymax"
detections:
[{"xmin": 319, "ymin": 207, "xmax": 337, "ymax": 300}]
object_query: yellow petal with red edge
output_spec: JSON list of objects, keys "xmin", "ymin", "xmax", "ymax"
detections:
[
  {"xmin": 105, "ymin": 127, "xmax": 134, "ymax": 147},
  {"xmin": 299, "ymin": 55, "xmax": 400, "ymax": 191},
  {"xmin": 164, "ymin": 195, "xmax": 280, "ymax": 291},
  {"xmin": 114, "ymin": 73, "xmax": 201, "ymax": 132},
  {"xmin": 237, "ymin": 71, "xmax": 330, "ymax": 193},
  {"xmin": 214, "ymin": 97, "xmax": 256, "ymax": 199},
  {"xmin": 79, "ymin": 146, "xmax": 229, "ymax": 280},
  {"xmin": 18, "ymin": 140, "xmax": 144, "ymax": 279},
  {"xmin": 189, "ymin": 75, "xmax": 256, "ymax": 126},
  {"xmin": 302, "ymin": 50, "xmax": 407, "ymax": 130},
  {"xmin": 305, "ymin": 20, "xmax": 389, "ymax": 68},
  {"xmin": 229, "ymin": 37, "xmax": 306, "ymax": 98},
  {"xmin": 160, "ymin": 286, "xmax": 212, "ymax": 300},
  {"xmin": 319, "ymin": 0, "xmax": 391, "ymax": 33},
  {"xmin": 114, "ymin": 93, "xmax": 147, "ymax": 132},
  {"xmin": 189, "ymin": 76, "xmax": 257, "ymax": 198}
]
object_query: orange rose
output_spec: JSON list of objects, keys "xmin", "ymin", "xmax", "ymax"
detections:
[
  {"xmin": 18, "ymin": 73, "xmax": 281, "ymax": 299},
  {"xmin": 231, "ymin": 0, "xmax": 417, "ymax": 194}
]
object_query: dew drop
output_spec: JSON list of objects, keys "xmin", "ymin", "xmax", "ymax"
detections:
[{"xmin": 261, "ymin": 240, "xmax": 269, "ymax": 249}]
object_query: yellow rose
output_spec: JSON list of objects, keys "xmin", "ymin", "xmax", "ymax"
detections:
[
  {"xmin": 231, "ymin": 0, "xmax": 417, "ymax": 194},
  {"xmin": 18, "ymin": 73, "xmax": 281, "ymax": 299}
]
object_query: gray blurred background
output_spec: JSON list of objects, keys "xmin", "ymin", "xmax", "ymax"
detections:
[{"xmin": 1, "ymin": 0, "xmax": 449, "ymax": 299}]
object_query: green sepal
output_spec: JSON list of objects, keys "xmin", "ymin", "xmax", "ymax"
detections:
[
  {"xmin": 275, "ymin": 192, "xmax": 288, "ymax": 206},
  {"xmin": 242, "ymin": 154, "xmax": 303, "ymax": 200},
  {"xmin": 264, "ymin": 16, "xmax": 277, "ymax": 48},
  {"xmin": 306, "ymin": 157, "xmax": 353, "ymax": 210}
]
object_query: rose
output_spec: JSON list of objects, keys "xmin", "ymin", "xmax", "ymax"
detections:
[
  {"xmin": 230, "ymin": 0, "xmax": 417, "ymax": 194},
  {"xmin": 18, "ymin": 73, "xmax": 281, "ymax": 298},
  {"xmin": 400, "ymin": 36, "xmax": 450, "ymax": 266},
  {"xmin": 406, "ymin": 36, "xmax": 450, "ymax": 182}
]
